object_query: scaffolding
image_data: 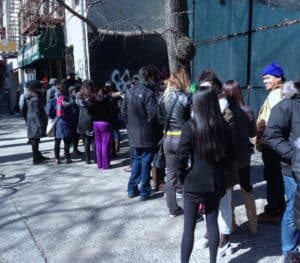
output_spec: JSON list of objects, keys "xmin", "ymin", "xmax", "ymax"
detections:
[{"xmin": 7, "ymin": 0, "xmax": 21, "ymax": 43}]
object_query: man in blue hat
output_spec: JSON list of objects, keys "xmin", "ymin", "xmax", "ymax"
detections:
[{"xmin": 256, "ymin": 62, "xmax": 286, "ymax": 223}]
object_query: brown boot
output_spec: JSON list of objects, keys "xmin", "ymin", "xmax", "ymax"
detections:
[{"xmin": 242, "ymin": 189, "xmax": 257, "ymax": 234}]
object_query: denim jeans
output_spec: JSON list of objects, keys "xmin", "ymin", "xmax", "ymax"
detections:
[
  {"xmin": 127, "ymin": 147, "xmax": 155, "ymax": 198},
  {"xmin": 282, "ymin": 175, "xmax": 300, "ymax": 254}
]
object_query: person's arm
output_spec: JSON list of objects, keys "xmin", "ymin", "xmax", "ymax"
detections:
[
  {"xmin": 145, "ymin": 91, "xmax": 157, "ymax": 122},
  {"xmin": 121, "ymin": 92, "xmax": 128, "ymax": 125},
  {"xmin": 264, "ymin": 101, "xmax": 293, "ymax": 163},
  {"xmin": 175, "ymin": 122, "xmax": 192, "ymax": 184}
]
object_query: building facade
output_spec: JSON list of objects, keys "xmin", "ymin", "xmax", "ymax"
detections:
[{"xmin": 18, "ymin": 0, "xmax": 65, "ymax": 82}]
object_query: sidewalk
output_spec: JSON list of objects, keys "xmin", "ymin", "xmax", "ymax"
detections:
[{"xmin": 0, "ymin": 115, "xmax": 282, "ymax": 263}]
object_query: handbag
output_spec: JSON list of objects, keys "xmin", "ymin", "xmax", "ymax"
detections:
[
  {"xmin": 46, "ymin": 117, "xmax": 58, "ymax": 137},
  {"xmin": 153, "ymin": 94, "xmax": 179, "ymax": 169},
  {"xmin": 153, "ymin": 138, "xmax": 165, "ymax": 169}
]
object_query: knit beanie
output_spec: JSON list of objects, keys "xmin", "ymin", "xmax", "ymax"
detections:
[{"xmin": 262, "ymin": 62, "xmax": 284, "ymax": 78}]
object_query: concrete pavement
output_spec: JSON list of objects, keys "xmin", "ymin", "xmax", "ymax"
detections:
[{"xmin": 0, "ymin": 115, "xmax": 282, "ymax": 263}]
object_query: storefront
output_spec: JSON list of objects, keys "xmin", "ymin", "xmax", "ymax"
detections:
[{"xmin": 18, "ymin": 26, "xmax": 65, "ymax": 82}]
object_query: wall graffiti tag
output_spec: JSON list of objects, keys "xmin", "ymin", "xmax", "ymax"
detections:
[
  {"xmin": 111, "ymin": 66, "xmax": 169, "ymax": 91},
  {"xmin": 111, "ymin": 69, "xmax": 139, "ymax": 91}
]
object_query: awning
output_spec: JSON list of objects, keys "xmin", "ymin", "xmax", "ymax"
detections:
[{"xmin": 18, "ymin": 26, "xmax": 65, "ymax": 68}]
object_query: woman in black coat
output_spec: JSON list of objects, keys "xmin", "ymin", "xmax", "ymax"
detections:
[
  {"xmin": 24, "ymin": 80, "xmax": 48, "ymax": 164},
  {"xmin": 175, "ymin": 86, "xmax": 233, "ymax": 263},
  {"xmin": 76, "ymin": 83, "xmax": 95, "ymax": 164}
]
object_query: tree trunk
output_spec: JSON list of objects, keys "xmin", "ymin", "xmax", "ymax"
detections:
[{"xmin": 164, "ymin": 0, "xmax": 190, "ymax": 74}]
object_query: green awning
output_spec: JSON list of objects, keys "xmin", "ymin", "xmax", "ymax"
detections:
[{"xmin": 18, "ymin": 26, "xmax": 65, "ymax": 68}]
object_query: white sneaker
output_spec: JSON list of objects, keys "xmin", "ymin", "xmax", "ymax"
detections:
[{"xmin": 218, "ymin": 242, "xmax": 233, "ymax": 257}]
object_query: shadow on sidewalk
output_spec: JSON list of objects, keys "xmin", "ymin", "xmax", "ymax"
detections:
[
  {"xmin": 0, "ymin": 173, "xmax": 27, "ymax": 201},
  {"xmin": 228, "ymin": 221, "xmax": 281, "ymax": 262}
]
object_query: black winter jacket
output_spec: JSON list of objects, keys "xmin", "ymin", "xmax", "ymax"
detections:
[
  {"xmin": 25, "ymin": 92, "xmax": 48, "ymax": 139},
  {"xmin": 121, "ymin": 80, "xmax": 159, "ymax": 148},
  {"xmin": 264, "ymin": 95, "xmax": 300, "ymax": 230},
  {"xmin": 175, "ymin": 121, "xmax": 233, "ymax": 196},
  {"xmin": 229, "ymin": 102, "xmax": 256, "ymax": 167},
  {"xmin": 157, "ymin": 89, "xmax": 191, "ymax": 131}
]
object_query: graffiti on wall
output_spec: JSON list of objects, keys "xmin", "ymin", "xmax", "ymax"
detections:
[
  {"xmin": 111, "ymin": 66, "xmax": 169, "ymax": 91},
  {"xmin": 111, "ymin": 69, "xmax": 139, "ymax": 91}
]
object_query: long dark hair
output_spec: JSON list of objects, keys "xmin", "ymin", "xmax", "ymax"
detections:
[
  {"xmin": 191, "ymin": 86, "xmax": 228, "ymax": 162},
  {"xmin": 223, "ymin": 80, "xmax": 244, "ymax": 106}
]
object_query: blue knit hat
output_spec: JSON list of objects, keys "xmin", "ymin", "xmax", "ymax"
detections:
[{"xmin": 263, "ymin": 62, "xmax": 284, "ymax": 78}]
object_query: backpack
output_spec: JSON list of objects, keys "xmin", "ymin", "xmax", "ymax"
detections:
[{"xmin": 46, "ymin": 97, "xmax": 57, "ymax": 119}]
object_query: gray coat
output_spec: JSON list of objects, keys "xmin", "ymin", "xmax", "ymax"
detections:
[{"xmin": 25, "ymin": 91, "xmax": 48, "ymax": 139}]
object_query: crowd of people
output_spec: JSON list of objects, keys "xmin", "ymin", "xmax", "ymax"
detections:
[{"xmin": 20, "ymin": 63, "xmax": 300, "ymax": 263}]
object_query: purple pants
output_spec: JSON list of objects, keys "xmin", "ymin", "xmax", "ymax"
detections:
[{"xmin": 93, "ymin": 121, "xmax": 113, "ymax": 169}]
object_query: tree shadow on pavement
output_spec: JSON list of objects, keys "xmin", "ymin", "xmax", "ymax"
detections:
[
  {"xmin": 0, "ymin": 152, "xmax": 32, "ymax": 163},
  {"xmin": 0, "ymin": 173, "xmax": 27, "ymax": 201},
  {"xmin": 228, "ymin": 221, "xmax": 281, "ymax": 263}
]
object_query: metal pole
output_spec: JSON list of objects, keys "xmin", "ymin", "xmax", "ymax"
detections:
[{"xmin": 246, "ymin": 0, "xmax": 253, "ymax": 105}]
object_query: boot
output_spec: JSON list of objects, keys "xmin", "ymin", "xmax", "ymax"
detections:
[
  {"xmin": 151, "ymin": 168, "xmax": 158, "ymax": 191},
  {"xmin": 242, "ymin": 189, "xmax": 257, "ymax": 234}
]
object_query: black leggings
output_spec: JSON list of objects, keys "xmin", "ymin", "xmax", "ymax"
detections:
[
  {"xmin": 83, "ymin": 135, "xmax": 95, "ymax": 162},
  {"xmin": 181, "ymin": 192, "xmax": 220, "ymax": 263},
  {"xmin": 54, "ymin": 138, "xmax": 71, "ymax": 159}
]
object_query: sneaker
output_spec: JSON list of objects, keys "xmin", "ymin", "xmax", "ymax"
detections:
[
  {"xmin": 257, "ymin": 212, "xmax": 282, "ymax": 224},
  {"xmin": 55, "ymin": 159, "xmax": 62, "ymax": 164},
  {"xmin": 169, "ymin": 207, "xmax": 184, "ymax": 218},
  {"xmin": 218, "ymin": 241, "xmax": 233, "ymax": 257},
  {"xmin": 65, "ymin": 159, "xmax": 72, "ymax": 164},
  {"xmin": 140, "ymin": 190, "xmax": 155, "ymax": 201},
  {"xmin": 128, "ymin": 192, "xmax": 139, "ymax": 198}
]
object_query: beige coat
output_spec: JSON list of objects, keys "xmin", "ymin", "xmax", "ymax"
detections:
[{"xmin": 256, "ymin": 86, "xmax": 282, "ymax": 151}]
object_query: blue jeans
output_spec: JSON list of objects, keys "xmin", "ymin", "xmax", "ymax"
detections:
[
  {"xmin": 127, "ymin": 148, "xmax": 155, "ymax": 198},
  {"xmin": 282, "ymin": 175, "xmax": 300, "ymax": 254}
]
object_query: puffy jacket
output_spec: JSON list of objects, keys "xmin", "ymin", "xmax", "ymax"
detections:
[
  {"xmin": 157, "ymin": 89, "xmax": 191, "ymax": 132},
  {"xmin": 121, "ymin": 80, "xmax": 159, "ymax": 148},
  {"xmin": 25, "ymin": 91, "xmax": 48, "ymax": 139},
  {"xmin": 294, "ymin": 140, "xmax": 300, "ymax": 230},
  {"xmin": 264, "ymin": 94, "xmax": 300, "ymax": 230}
]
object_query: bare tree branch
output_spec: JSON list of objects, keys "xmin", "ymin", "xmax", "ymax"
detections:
[{"xmin": 56, "ymin": 0, "xmax": 98, "ymax": 34}]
